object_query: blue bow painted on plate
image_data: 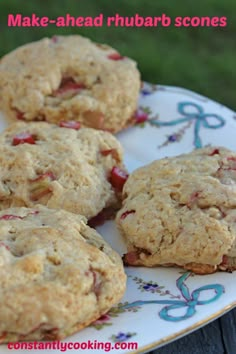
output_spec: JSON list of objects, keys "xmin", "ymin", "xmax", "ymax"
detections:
[
  {"xmin": 121, "ymin": 272, "xmax": 224, "ymax": 322},
  {"xmin": 151, "ymin": 101, "xmax": 225, "ymax": 148}
]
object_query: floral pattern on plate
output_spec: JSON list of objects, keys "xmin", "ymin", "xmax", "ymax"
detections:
[{"xmin": 91, "ymin": 272, "xmax": 224, "ymax": 331}]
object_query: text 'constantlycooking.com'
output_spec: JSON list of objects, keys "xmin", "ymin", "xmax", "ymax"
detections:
[{"xmin": 7, "ymin": 340, "xmax": 138, "ymax": 352}]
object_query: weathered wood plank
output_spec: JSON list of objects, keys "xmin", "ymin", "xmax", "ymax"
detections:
[{"xmin": 219, "ymin": 309, "xmax": 236, "ymax": 354}]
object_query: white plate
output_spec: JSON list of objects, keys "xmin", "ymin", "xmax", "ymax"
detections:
[{"xmin": 1, "ymin": 83, "xmax": 236, "ymax": 354}]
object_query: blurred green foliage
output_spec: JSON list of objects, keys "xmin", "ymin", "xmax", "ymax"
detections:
[{"xmin": 0, "ymin": 0, "xmax": 235, "ymax": 109}]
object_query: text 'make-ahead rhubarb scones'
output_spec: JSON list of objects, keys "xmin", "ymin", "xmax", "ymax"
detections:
[
  {"xmin": 117, "ymin": 147, "xmax": 236, "ymax": 274},
  {"xmin": 0, "ymin": 206, "xmax": 126, "ymax": 342},
  {"xmin": 0, "ymin": 121, "xmax": 128, "ymax": 222},
  {"xmin": 0, "ymin": 35, "xmax": 140, "ymax": 133}
]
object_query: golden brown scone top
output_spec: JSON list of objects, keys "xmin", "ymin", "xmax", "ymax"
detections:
[
  {"xmin": 0, "ymin": 121, "xmax": 126, "ymax": 219},
  {"xmin": 117, "ymin": 147, "xmax": 236, "ymax": 274},
  {"xmin": 0, "ymin": 35, "xmax": 140, "ymax": 133},
  {"xmin": 0, "ymin": 205, "xmax": 126, "ymax": 342}
]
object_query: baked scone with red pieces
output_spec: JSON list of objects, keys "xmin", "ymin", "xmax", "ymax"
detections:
[
  {"xmin": 0, "ymin": 35, "xmax": 140, "ymax": 133},
  {"xmin": 0, "ymin": 205, "xmax": 126, "ymax": 342},
  {"xmin": 0, "ymin": 121, "xmax": 128, "ymax": 224},
  {"xmin": 116, "ymin": 146, "xmax": 236, "ymax": 274}
]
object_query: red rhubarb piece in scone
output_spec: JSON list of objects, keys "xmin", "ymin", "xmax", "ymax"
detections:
[
  {"xmin": 15, "ymin": 110, "xmax": 25, "ymax": 121},
  {"xmin": 59, "ymin": 121, "xmax": 81, "ymax": 130},
  {"xmin": 91, "ymin": 270, "xmax": 102, "ymax": 298},
  {"xmin": 53, "ymin": 78, "xmax": 86, "ymax": 96},
  {"xmin": 107, "ymin": 53, "xmax": 124, "ymax": 60},
  {"xmin": 221, "ymin": 255, "xmax": 228, "ymax": 266},
  {"xmin": 30, "ymin": 172, "xmax": 56, "ymax": 183},
  {"xmin": 101, "ymin": 149, "xmax": 116, "ymax": 156},
  {"xmin": 29, "ymin": 172, "xmax": 56, "ymax": 201},
  {"xmin": 0, "ymin": 242, "xmax": 10, "ymax": 250},
  {"xmin": 120, "ymin": 210, "xmax": 135, "ymax": 220},
  {"xmin": 0, "ymin": 214, "xmax": 23, "ymax": 220},
  {"xmin": 209, "ymin": 148, "xmax": 220, "ymax": 156},
  {"xmin": 12, "ymin": 133, "xmax": 36, "ymax": 146},
  {"xmin": 110, "ymin": 167, "xmax": 129, "ymax": 192},
  {"xmin": 100, "ymin": 149, "xmax": 120, "ymax": 162},
  {"xmin": 0, "ymin": 333, "xmax": 7, "ymax": 343},
  {"xmin": 123, "ymin": 251, "xmax": 139, "ymax": 265}
]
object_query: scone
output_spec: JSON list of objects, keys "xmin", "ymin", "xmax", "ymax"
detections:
[
  {"xmin": 0, "ymin": 121, "xmax": 128, "ymax": 222},
  {"xmin": 0, "ymin": 35, "xmax": 140, "ymax": 133},
  {"xmin": 0, "ymin": 205, "xmax": 126, "ymax": 342},
  {"xmin": 116, "ymin": 146, "xmax": 236, "ymax": 274}
]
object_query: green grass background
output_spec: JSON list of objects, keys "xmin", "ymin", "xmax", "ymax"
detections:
[{"xmin": 0, "ymin": 0, "xmax": 235, "ymax": 110}]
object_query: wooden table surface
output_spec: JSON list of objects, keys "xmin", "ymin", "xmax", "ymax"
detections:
[{"xmin": 149, "ymin": 309, "xmax": 236, "ymax": 354}]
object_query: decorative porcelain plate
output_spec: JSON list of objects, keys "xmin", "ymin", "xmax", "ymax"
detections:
[{"xmin": 1, "ymin": 84, "xmax": 236, "ymax": 354}]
